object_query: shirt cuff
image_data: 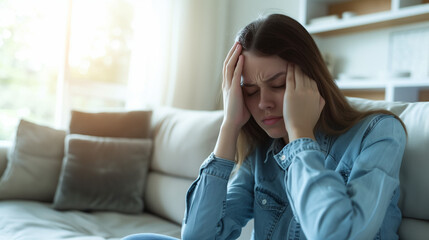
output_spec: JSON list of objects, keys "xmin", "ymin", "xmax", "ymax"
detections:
[
  {"xmin": 274, "ymin": 138, "xmax": 321, "ymax": 170},
  {"xmin": 199, "ymin": 152, "xmax": 235, "ymax": 180}
]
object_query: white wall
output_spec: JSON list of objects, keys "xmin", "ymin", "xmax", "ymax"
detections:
[{"xmin": 223, "ymin": 0, "xmax": 300, "ymax": 50}]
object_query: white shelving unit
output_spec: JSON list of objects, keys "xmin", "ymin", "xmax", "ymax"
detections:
[
  {"xmin": 336, "ymin": 78, "xmax": 429, "ymax": 101},
  {"xmin": 300, "ymin": 0, "xmax": 429, "ymax": 36},
  {"xmin": 300, "ymin": 0, "xmax": 429, "ymax": 101}
]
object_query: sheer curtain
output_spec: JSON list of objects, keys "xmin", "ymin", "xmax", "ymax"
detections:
[{"xmin": 126, "ymin": 0, "xmax": 228, "ymax": 111}]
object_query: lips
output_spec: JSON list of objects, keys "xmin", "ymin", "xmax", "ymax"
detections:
[{"xmin": 262, "ymin": 116, "xmax": 283, "ymax": 125}]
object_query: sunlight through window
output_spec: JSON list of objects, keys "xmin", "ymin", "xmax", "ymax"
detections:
[{"xmin": 0, "ymin": 0, "xmax": 140, "ymax": 140}]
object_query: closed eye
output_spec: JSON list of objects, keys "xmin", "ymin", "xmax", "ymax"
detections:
[
  {"xmin": 246, "ymin": 89, "xmax": 259, "ymax": 96},
  {"xmin": 273, "ymin": 84, "xmax": 285, "ymax": 89}
]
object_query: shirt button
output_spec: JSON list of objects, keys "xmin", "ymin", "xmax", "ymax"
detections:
[
  {"xmin": 262, "ymin": 199, "xmax": 267, "ymax": 205},
  {"xmin": 280, "ymin": 155, "xmax": 286, "ymax": 161}
]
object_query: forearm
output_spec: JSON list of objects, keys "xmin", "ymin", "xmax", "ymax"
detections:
[
  {"xmin": 182, "ymin": 154, "xmax": 235, "ymax": 239},
  {"xmin": 213, "ymin": 124, "xmax": 240, "ymax": 161}
]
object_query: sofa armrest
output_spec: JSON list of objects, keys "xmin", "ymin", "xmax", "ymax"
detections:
[{"xmin": 0, "ymin": 141, "xmax": 11, "ymax": 177}]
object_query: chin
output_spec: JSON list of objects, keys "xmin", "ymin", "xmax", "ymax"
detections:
[{"xmin": 263, "ymin": 129, "xmax": 288, "ymax": 139}]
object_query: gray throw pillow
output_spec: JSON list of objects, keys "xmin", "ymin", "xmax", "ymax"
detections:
[
  {"xmin": 53, "ymin": 134, "xmax": 152, "ymax": 213},
  {"xmin": 0, "ymin": 119, "xmax": 66, "ymax": 201}
]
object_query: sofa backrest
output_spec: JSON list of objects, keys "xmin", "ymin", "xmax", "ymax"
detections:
[{"xmin": 143, "ymin": 107, "xmax": 223, "ymax": 224}]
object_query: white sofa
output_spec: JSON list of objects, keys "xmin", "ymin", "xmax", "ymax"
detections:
[{"xmin": 0, "ymin": 97, "xmax": 428, "ymax": 240}]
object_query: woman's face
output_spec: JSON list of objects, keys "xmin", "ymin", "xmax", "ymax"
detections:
[{"xmin": 241, "ymin": 51, "xmax": 288, "ymax": 140}]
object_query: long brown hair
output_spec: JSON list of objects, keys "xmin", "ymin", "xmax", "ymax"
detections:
[{"xmin": 235, "ymin": 14, "xmax": 405, "ymax": 165}]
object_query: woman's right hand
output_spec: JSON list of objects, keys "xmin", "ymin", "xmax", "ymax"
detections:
[
  {"xmin": 214, "ymin": 43, "xmax": 250, "ymax": 161},
  {"xmin": 221, "ymin": 42, "xmax": 250, "ymax": 130}
]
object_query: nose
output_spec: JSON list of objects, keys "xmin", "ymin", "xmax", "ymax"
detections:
[{"xmin": 258, "ymin": 88, "xmax": 274, "ymax": 110}]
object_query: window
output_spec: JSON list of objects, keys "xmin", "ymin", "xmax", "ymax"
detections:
[{"xmin": 0, "ymin": 0, "xmax": 139, "ymax": 140}]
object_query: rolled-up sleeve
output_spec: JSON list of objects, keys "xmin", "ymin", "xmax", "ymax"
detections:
[{"xmin": 277, "ymin": 117, "xmax": 406, "ymax": 240}]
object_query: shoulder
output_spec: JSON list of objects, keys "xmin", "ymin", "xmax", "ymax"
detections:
[
  {"xmin": 328, "ymin": 114, "xmax": 406, "ymax": 167},
  {"xmin": 334, "ymin": 114, "xmax": 406, "ymax": 147},
  {"xmin": 347, "ymin": 113, "xmax": 406, "ymax": 148},
  {"xmin": 360, "ymin": 114, "xmax": 405, "ymax": 137}
]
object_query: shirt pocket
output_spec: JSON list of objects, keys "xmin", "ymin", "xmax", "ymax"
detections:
[
  {"xmin": 254, "ymin": 187, "xmax": 288, "ymax": 239},
  {"xmin": 255, "ymin": 188, "xmax": 287, "ymax": 211}
]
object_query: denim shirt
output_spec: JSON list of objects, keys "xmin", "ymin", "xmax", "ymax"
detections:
[{"xmin": 181, "ymin": 114, "xmax": 406, "ymax": 240}]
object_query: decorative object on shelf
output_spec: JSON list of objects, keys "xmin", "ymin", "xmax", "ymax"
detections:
[
  {"xmin": 309, "ymin": 15, "xmax": 339, "ymax": 26},
  {"xmin": 341, "ymin": 11, "xmax": 356, "ymax": 19},
  {"xmin": 337, "ymin": 73, "xmax": 371, "ymax": 82},
  {"xmin": 377, "ymin": 70, "xmax": 411, "ymax": 80},
  {"xmin": 389, "ymin": 26, "xmax": 429, "ymax": 80}
]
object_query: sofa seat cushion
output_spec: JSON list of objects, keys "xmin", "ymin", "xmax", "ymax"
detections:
[
  {"xmin": 0, "ymin": 200, "xmax": 180, "ymax": 239},
  {"xmin": 398, "ymin": 218, "xmax": 429, "ymax": 240}
]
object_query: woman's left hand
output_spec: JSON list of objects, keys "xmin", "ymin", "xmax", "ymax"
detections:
[{"xmin": 283, "ymin": 63, "xmax": 325, "ymax": 142}]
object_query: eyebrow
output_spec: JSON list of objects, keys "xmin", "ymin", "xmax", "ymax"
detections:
[{"xmin": 241, "ymin": 71, "xmax": 286, "ymax": 87}]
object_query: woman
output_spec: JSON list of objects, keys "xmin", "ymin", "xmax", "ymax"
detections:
[{"xmin": 124, "ymin": 13, "xmax": 406, "ymax": 240}]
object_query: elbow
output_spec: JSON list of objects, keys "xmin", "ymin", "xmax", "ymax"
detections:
[{"xmin": 304, "ymin": 213, "xmax": 354, "ymax": 240}]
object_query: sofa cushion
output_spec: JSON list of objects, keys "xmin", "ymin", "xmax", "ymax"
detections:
[
  {"xmin": 0, "ymin": 119, "xmax": 66, "ymax": 201},
  {"xmin": 69, "ymin": 110, "xmax": 152, "ymax": 138},
  {"xmin": 398, "ymin": 218, "xmax": 429, "ymax": 240},
  {"xmin": 0, "ymin": 200, "xmax": 181, "ymax": 239},
  {"xmin": 0, "ymin": 143, "xmax": 10, "ymax": 177},
  {"xmin": 150, "ymin": 107, "xmax": 223, "ymax": 179},
  {"xmin": 396, "ymin": 101, "xmax": 429, "ymax": 220},
  {"xmin": 144, "ymin": 172, "xmax": 194, "ymax": 225},
  {"xmin": 53, "ymin": 134, "xmax": 152, "ymax": 213}
]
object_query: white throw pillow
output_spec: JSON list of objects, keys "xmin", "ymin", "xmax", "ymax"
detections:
[{"xmin": 0, "ymin": 119, "xmax": 66, "ymax": 201}]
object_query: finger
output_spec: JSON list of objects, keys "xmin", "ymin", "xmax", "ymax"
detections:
[
  {"xmin": 226, "ymin": 44, "xmax": 242, "ymax": 86},
  {"xmin": 223, "ymin": 42, "xmax": 238, "ymax": 86},
  {"xmin": 233, "ymin": 55, "xmax": 244, "ymax": 89},
  {"xmin": 294, "ymin": 64, "xmax": 305, "ymax": 89},
  {"xmin": 310, "ymin": 79, "xmax": 318, "ymax": 92},
  {"xmin": 303, "ymin": 75, "xmax": 311, "ymax": 89},
  {"xmin": 223, "ymin": 42, "xmax": 238, "ymax": 70},
  {"xmin": 286, "ymin": 62, "xmax": 295, "ymax": 93}
]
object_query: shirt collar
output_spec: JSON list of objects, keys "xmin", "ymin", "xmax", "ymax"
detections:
[{"xmin": 264, "ymin": 138, "xmax": 285, "ymax": 163}]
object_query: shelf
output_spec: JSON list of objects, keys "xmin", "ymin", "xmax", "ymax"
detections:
[
  {"xmin": 336, "ymin": 78, "xmax": 429, "ymax": 89},
  {"xmin": 303, "ymin": 1, "xmax": 429, "ymax": 36},
  {"xmin": 336, "ymin": 80, "xmax": 388, "ymax": 89},
  {"xmin": 307, "ymin": 3, "xmax": 429, "ymax": 36},
  {"xmin": 336, "ymin": 79, "xmax": 429, "ymax": 101},
  {"xmin": 301, "ymin": 0, "xmax": 429, "ymax": 102}
]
